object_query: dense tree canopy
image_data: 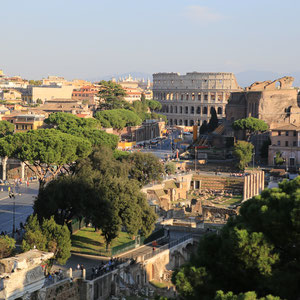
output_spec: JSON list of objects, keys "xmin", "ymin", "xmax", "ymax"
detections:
[
  {"xmin": 35, "ymin": 146, "xmax": 157, "ymax": 249},
  {"xmin": 22, "ymin": 215, "xmax": 71, "ymax": 265},
  {"xmin": 215, "ymin": 291, "xmax": 281, "ymax": 300},
  {"xmin": 45, "ymin": 112, "xmax": 119, "ymax": 148},
  {"xmin": 0, "ymin": 120, "xmax": 14, "ymax": 137},
  {"xmin": 146, "ymin": 99, "xmax": 162, "ymax": 111},
  {"xmin": 0, "ymin": 235, "xmax": 16, "ymax": 258},
  {"xmin": 233, "ymin": 141, "xmax": 254, "ymax": 170},
  {"xmin": 125, "ymin": 152, "xmax": 164, "ymax": 186},
  {"xmin": 45, "ymin": 112, "xmax": 99, "ymax": 131},
  {"xmin": 0, "ymin": 129, "xmax": 92, "ymax": 186},
  {"xmin": 95, "ymin": 109, "xmax": 142, "ymax": 129},
  {"xmin": 232, "ymin": 117, "xmax": 269, "ymax": 141},
  {"xmin": 172, "ymin": 177, "xmax": 300, "ymax": 300}
]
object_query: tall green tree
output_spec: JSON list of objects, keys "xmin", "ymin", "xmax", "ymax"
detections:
[
  {"xmin": 232, "ymin": 117, "xmax": 269, "ymax": 141},
  {"xmin": 98, "ymin": 80, "xmax": 130, "ymax": 110},
  {"xmin": 34, "ymin": 176, "xmax": 100, "ymax": 226},
  {"xmin": 208, "ymin": 107, "xmax": 219, "ymax": 132},
  {"xmin": 0, "ymin": 235, "xmax": 16, "ymax": 258},
  {"xmin": 126, "ymin": 152, "xmax": 164, "ymax": 186},
  {"xmin": 233, "ymin": 141, "xmax": 254, "ymax": 170},
  {"xmin": 34, "ymin": 146, "xmax": 157, "ymax": 250},
  {"xmin": 22, "ymin": 215, "xmax": 71, "ymax": 265}
]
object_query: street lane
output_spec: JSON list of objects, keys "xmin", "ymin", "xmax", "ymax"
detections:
[{"xmin": 0, "ymin": 183, "xmax": 39, "ymax": 234}]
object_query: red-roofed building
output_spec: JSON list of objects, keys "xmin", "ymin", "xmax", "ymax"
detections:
[
  {"xmin": 123, "ymin": 87, "xmax": 142, "ymax": 103},
  {"xmin": 72, "ymin": 85, "xmax": 99, "ymax": 105}
]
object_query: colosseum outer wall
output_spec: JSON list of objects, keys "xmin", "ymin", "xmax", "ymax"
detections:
[{"xmin": 153, "ymin": 72, "xmax": 242, "ymax": 126}]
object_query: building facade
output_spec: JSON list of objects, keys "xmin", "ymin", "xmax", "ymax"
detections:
[
  {"xmin": 268, "ymin": 123, "xmax": 300, "ymax": 168},
  {"xmin": 226, "ymin": 76, "xmax": 299, "ymax": 126},
  {"xmin": 153, "ymin": 72, "xmax": 241, "ymax": 126}
]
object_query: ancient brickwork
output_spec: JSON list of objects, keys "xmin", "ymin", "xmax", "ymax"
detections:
[
  {"xmin": 153, "ymin": 72, "xmax": 241, "ymax": 126},
  {"xmin": 226, "ymin": 76, "xmax": 300, "ymax": 128}
]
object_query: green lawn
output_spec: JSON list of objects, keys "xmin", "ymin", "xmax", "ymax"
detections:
[
  {"xmin": 71, "ymin": 227, "xmax": 133, "ymax": 256},
  {"xmin": 221, "ymin": 195, "xmax": 242, "ymax": 206}
]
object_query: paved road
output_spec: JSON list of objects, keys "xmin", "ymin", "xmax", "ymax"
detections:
[{"xmin": 0, "ymin": 182, "xmax": 39, "ymax": 234}]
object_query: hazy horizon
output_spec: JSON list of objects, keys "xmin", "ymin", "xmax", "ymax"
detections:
[{"xmin": 1, "ymin": 0, "xmax": 299, "ymax": 80}]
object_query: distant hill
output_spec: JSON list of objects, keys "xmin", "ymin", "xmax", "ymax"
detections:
[
  {"xmin": 236, "ymin": 70, "xmax": 300, "ymax": 88},
  {"xmin": 88, "ymin": 72, "xmax": 152, "ymax": 83}
]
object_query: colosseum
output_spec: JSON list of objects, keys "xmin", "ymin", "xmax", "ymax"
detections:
[{"xmin": 152, "ymin": 72, "xmax": 242, "ymax": 126}]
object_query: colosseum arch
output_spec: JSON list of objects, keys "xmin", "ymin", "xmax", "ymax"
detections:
[
  {"xmin": 217, "ymin": 107, "xmax": 223, "ymax": 115},
  {"xmin": 197, "ymin": 106, "xmax": 201, "ymax": 114},
  {"xmin": 203, "ymin": 106, "xmax": 208, "ymax": 114}
]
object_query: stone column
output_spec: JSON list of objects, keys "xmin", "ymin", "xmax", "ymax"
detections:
[
  {"xmin": 2, "ymin": 157, "xmax": 8, "ymax": 181},
  {"xmin": 243, "ymin": 177, "xmax": 247, "ymax": 201},
  {"xmin": 21, "ymin": 162, "xmax": 25, "ymax": 181}
]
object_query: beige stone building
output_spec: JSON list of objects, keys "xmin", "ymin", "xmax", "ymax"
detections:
[
  {"xmin": 153, "ymin": 72, "xmax": 241, "ymax": 126},
  {"xmin": 268, "ymin": 123, "xmax": 300, "ymax": 168},
  {"xmin": 226, "ymin": 76, "xmax": 300, "ymax": 127}
]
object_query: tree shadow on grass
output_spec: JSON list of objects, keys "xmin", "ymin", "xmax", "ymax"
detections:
[{"xmin": 71, "ymin": 234, "xmax": 111, "ymax": 256}]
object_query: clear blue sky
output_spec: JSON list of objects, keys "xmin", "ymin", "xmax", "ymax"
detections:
[{"xmin": 1, "ymin": 0, "xmax": 299, "ymax": 80}]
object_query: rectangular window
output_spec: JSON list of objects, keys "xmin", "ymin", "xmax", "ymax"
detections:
[
  {"xmin": 198, "ymin": 93, "xmax": 201, "ymax": 101},
  {"xmin": 285, "ymin": 131, "xmax": 289, "ymax": 136},
  {"xmin": 278, "ymin": 131, "xmax": 281, "ymax": 136},
  {"xmin": 293, "ymin": 141, "xmax": 297, "ymax": 146},
  {"xmin": 277, "ymin": 141, "xmax": 281, "ymax": 146},
  {"xmin": 285, "ymin": 141, "xmax": 289, "ymax": 147},
  {"xmin": 294, "ymin": 131, "xmax": 297, "ymax": 136},
  {"xmin": 185, "ymin": 107, "xmax": 188, "ymax": 114},
  {"xmin": 204, "ymin": 94, "xmax": 208, "ymax": 101}
]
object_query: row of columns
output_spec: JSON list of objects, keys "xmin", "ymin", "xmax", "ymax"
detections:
[
  {"xmin": 1, "ymin": 157, "xmax": 26, "ymax": 181},
  {"xmin": 162, "ymin": 105, "xmax": 224, "ymax": 116},
  {"xmin": 243, "ymin": 171, "xmax": 265, "ymax": 201},
  {"xmin": 154, "ymin": 91, "xmax": 229, "ymax": 103}
]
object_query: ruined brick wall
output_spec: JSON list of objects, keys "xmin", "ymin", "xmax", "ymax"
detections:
[{"xmin": 33, "ymin": 280, "xmax": 80, "ymax": 300}]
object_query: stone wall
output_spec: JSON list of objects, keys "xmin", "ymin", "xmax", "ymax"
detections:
[
  {"xmin": 226, "ymin": 77, "xmax": 300, "ymax": 128},
  {"xmin": 0, "ymin": 250, "xmax": 54, "ymax": 300},
  {"xmin": 33, "ymin": 279, "xmax": 80, "ymax": 300},
  {"xmin": 153, "ymin": 72, "xmax": 241, "ymax": 126}
]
